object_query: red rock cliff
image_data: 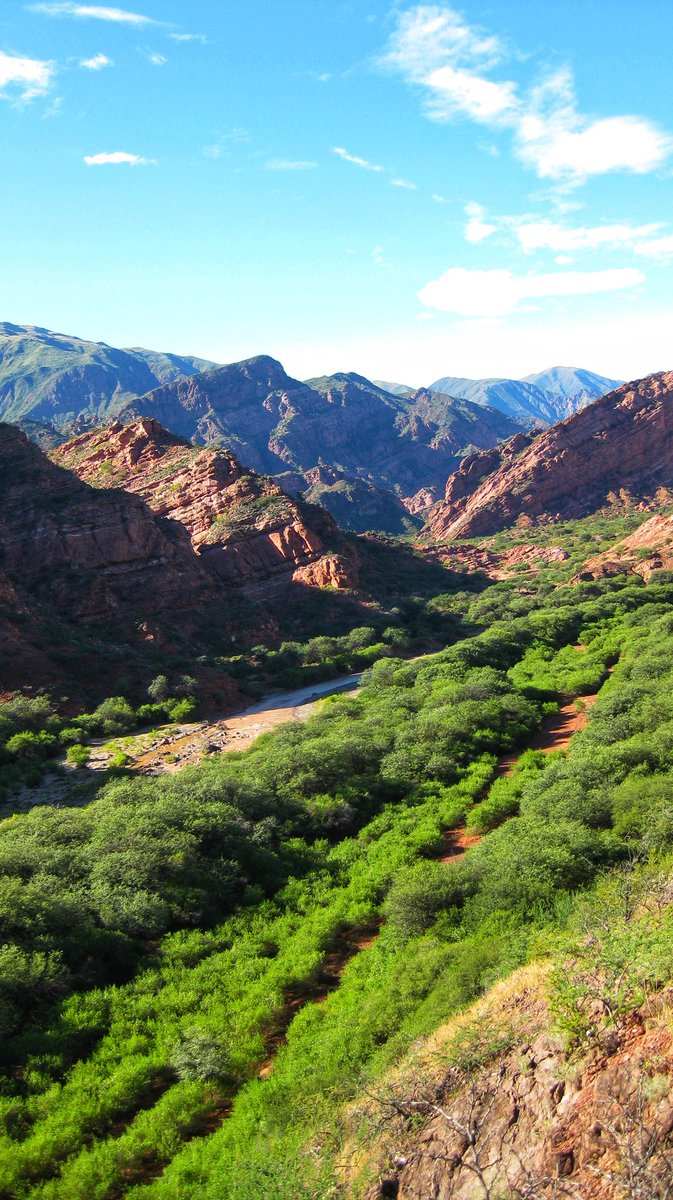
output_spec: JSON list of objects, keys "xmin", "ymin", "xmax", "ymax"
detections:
[
  {"xmin": 53, "ymin": 419, "xmax": 357, "ymax": 593},
  {"xmin": 427, "ymin": 372, "xmax": 673, "ymax": 540}
]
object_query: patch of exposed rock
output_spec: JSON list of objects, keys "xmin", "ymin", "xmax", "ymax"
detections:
[
  {"xmin": 576, "ymin": 513, "xmax": 673, "ymax": 582},
  {"xmin": 427, "ymin": 373, "xmax": 673, "ymax": 540},
  {"xmin": 53, "ymin": 419, "xmax": 350, "ymax": 595},
  {"xmin": 359, "ymin": 967, "xmax": 673, "ymax": 1200},
  {"xmin": 420, "ymin": 540, "xmax": 569, "ymax": 579},
  {"xmin": 0, "ymin": 423, "xmax": 245, "ymax": 697},
  {"xmin": 293, "ymin": 553, "xmax": 359, "ymax": 590}
]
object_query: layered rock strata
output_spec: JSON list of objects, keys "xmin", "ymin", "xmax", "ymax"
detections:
[
  {"xmin": 428, "ymin": 373, "xmax": 673, "ymax": 540},
  {"xmin": 53, "ymin": 419, "xmax": 357, "ymax": 594}
]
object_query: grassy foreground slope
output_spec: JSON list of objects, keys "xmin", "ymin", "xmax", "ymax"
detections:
[{"xmin": 3, "ymin": 554, "xmax": 673, "ymax": 1196}]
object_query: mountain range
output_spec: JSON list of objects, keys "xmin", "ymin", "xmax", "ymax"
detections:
[
  {"xmin": 0, "ymin": 323, "xmax": 620, "ymax": 532},
  {"xmin": 379, "ymin": 366, "xmax": 621, "ymax": 425}
]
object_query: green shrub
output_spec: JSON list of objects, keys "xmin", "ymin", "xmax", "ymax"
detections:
[
  {"xmin": 66, "ymin": 744, "xmax": 90, "ymax": 769},
  {"xmin": 170, "ymin": 1030, "xmax": 232, "ymax": 1082},
  {"xmin": 384, "ymin": 861, "xmax": 462, "ymax": 938},
  {"xmin": 5, "ymin": 730, "xmax": 57, "ymax": 760}
]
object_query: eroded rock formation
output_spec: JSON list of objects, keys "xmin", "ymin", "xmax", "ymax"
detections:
[
  {"xmin": 427, "ymin": 373, "xmax": 673, "ymax": 540},
  {"xmin": 53, "ymin": 419, "xmax": 349, "ymax": 595}
]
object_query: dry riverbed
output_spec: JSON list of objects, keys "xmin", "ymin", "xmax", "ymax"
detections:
[{"xmin": 2, "ymin": 674, "xmax": 364, "ymax": 815}]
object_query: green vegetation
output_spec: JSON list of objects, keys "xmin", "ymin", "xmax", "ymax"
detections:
[
  {"xmin": 4, "ymin": 523, "xmax": 673, "ymax": 1196},
  {"xmin": 0, "ymin": 684, "xmax": 199, "ymax": 804}
]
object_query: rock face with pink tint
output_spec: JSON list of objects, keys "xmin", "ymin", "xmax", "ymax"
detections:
[
  {"xmin": 53, "ymin": 418, "xmax": 342, "ymax": 594},
  {"xmin": 427, "ymin": 372, "xmax": 673, "ymax": 540}
]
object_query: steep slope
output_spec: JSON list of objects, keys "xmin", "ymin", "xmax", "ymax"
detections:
[
  {"xmin": 0, "ymin": 424, "xmax": 244, "ymax": 698},
  {"xmin": 121, "ymin": 361, "xmax": 521, "ymax": 524},
  {"xmin": 0, "ymin": 323, "xmax": 216, "ymax": 431},
  {"xmin": 53, "ymin": 419, "xmax": 348, "ymax": 595},
  {"xmin": 360, "ymin": 959, "xmax": 673, "ymax": 1200},
  {"xmin": 430, "ymin": 366, "xmax": 620, "ymax": 425},
  {"xmin": 427, "ymin": 372, "xmax": 673, "ymax": 540}
]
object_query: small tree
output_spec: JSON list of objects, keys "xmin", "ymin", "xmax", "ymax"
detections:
[
  {"xmin": 170, "ymin": 1030, "xmax": 231, "ymax": 1082},
  {"xmin": 147, "ymin": 675, "xmax": 170, "ymax": 704}
]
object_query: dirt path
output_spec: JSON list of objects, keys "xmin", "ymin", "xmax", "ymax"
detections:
[
  {"xmin": 108, "ymin": 923, "xmax": 380, "ymax": 1196},
  {"xmin": 257, "ymin": 924, "xmax": 381, "ymax": 1081},
  {"xmin": 437, "ymin": 684, "xmax": 605, "ymax": 864}
]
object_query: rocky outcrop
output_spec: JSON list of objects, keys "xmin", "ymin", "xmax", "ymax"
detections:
[
  {"xmin": 427, "ymin": 373, "xmax": 673, "ymax": 540},
  {"xmin": 53, "ymin": 419, "xmax": 338, "ymax": 595},
  {"xmin": 421, "ymin": 540, "xmax": 569, "ymax": 579},
  {"xmin": 577, "ymin": 513, "xmax": 673, "ymax": 582},
  {"xmin": 359, "ymin": 963, "xmax": 673, "ymax": 1200},
  {"xmin": 0, "ymin": 424, "xmax": 248, "ymax": 698},
  {"xmin": 293, "ymin": 553, "xmax": 359, "ymax": 590}
]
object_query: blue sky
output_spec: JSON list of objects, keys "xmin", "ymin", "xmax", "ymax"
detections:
[{"xmin": 1, "ymin": 1, "xmax": 672, "ymax": 384}]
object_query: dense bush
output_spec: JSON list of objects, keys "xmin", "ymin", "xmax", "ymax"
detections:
[{"xmin": 3, "ymin": 552, "xmax": 673, "ymax": 1197}]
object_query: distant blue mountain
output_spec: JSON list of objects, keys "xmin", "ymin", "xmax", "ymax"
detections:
[{"xmin": 427, "ymin": 366, "xmax": 622, "ymax": 426}]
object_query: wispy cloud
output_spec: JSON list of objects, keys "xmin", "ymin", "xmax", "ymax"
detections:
[
  {"xmin": 202, "ymin": 128, "xmax": 249, "ymax": 160},
  {"xmin": 80, "ymin": 52, "xmax": 112, "ymax": 69},
  {"xmin": 147, "ymin": 51, "xmax": 166, "ymax": 66},
  {"xmin": 464, "ymin": 209, "xmax": 673, "ymax": 262},
  {"xmin": 30, "ymin": 3, "xmax": 157, "ymax": 24},
  {"xmin": 633, "ymin": 234, "xmax": 673, "ymax": 262},
  {"xmin": 0, "ymin": 49, "xmax": 54, "ymax": 100},
  {"xmin": 168, "ymin": 32, "xmax": 206, "ymax": 43},
  {"xmin": 331, "ymin": 146, "xmax": 383, "ymax": 172},
  {"xmin": 84, "ymin": 149, "xmax": 155, "ymax": 164},
  {"xmin": 381, "ymin": 5, "xmax": 671, "ymax": 184},
  {"xmin": 514, "ymin": 217, "xmax": 662, "ymax": 255},
  {"xmin": 391, "ymin": 177, "xmax": 417, "ymax": 190},
  {"xmin": 464, "ymin": 201, "xmax": 496, "ymax": 243},
  {"xmin": 419, "ymin": 265, "xmax": 644, "ymax": 317},
  {"xmin": 266, "ymin": 159, "xmax": 317, "ymax": 171}
]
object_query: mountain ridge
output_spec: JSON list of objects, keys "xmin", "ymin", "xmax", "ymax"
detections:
[{"xmin": 427, "ymin": 371, "xmax": 673, "ymax": 541}]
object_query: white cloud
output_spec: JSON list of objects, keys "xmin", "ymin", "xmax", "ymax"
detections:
[
  {"xmin": 80, "ymin": 52, "xmax": 112, "ymax": 69},
  {"xmin": 331, "ymin": 146, "xmax": 383, "ymax": 172},
  {"xmin": 0, "ymin": 49, "xmax": 54, "ymax": 99},
  {"xmin": 266, "ymin": 159, "xmax": 317, "ymax": 170},
  {"xmin": 515, "ymin": 218, "xmax": 663, "ymax": 254},
  {"xmin": 30, "ymin": 3, "xmax": 155, "ymax": 24},
  {"xmin": 380, "ymin": 5, "xmax": 504, "ymax": 80},
  {"xmin": 418, "ymin": 265, "xmax": 644, "ymax": 317},
  {"xmin": 381, "ymin": 5, "xmax": 671, "ymax": 184},
  {"xmin": 83, "ymin": 150, "xmax": 155, "ymax": 164},
  {"xmin": 634, "ymin": 234, "xmax": 673, "ymax": 262},
  {"xmin": 516, "ymin": 70, "xmax": 671, "ymax": 181},
  {"xmin": 425, "ymin": 64, "xmax": 516, "ymax": 123},
  {"xmin": 148, "ymin": 52, "xmax": 167, "ymax": 66},
  {"xmin": 464, "ymin": 201, "xmax": 496, "ymax": 244},
  {"xmin": 391, "ymin": 177, "xmax": 417, "ymax": 189},
  {"xmin": 168, "ymin": 33, "xmax": 206, "ymax": 43}
]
